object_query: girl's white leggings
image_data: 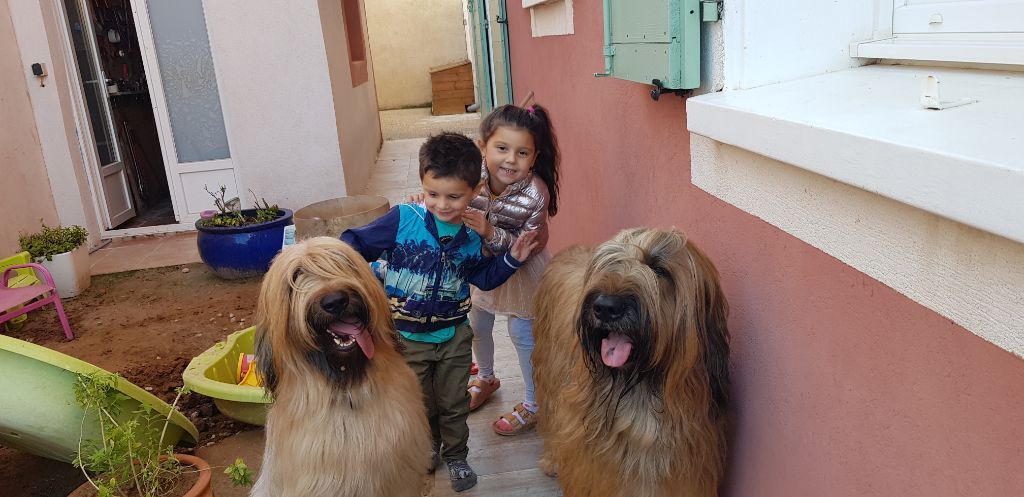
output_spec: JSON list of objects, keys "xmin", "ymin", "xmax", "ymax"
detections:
[{"xmin": 469, "ymin": 305, "xmax": 536, "ymax": 406}]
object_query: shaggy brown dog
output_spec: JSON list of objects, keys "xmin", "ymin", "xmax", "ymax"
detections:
[
  {"xmin": 251, "ymin": 237, "xmax": 431, "ymax": 497},
  {"xmin": 533, "ymin": 228, "xmax": 730, "ymax": 497}
]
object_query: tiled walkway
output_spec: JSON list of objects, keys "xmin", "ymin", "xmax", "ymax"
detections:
[
  {"xmin": 89, "ymin": 231, "xmax": 200, "ymax": 275},
  {"xmin": 380, "ymin": 107, "xmax": 480, "ymax": 140},
  {"xmin": 358, "ymin": 138, "xmax": 429, "ymax": 207}
]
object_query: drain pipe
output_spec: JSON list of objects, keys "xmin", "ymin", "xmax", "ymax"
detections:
[{"xmin": 594, "ymin": 0, "xmax": 614, "ymax": 77}]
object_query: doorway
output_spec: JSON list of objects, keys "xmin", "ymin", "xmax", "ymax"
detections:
[
  {"xmin": 62, "ymin": 0, "xmax": 172, "ymax": 230},
  {"xmin": 61, "ymin": 0, "xmax": 238, "ymax": 236}
]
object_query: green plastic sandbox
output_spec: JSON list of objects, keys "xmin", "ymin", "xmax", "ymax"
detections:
[
  {"xmin": 182, "ymin": 326, "xmax": 271, "ymax": 426},
  {"xmin": 0, "ymin": 335, "xmax": 198, "ymax": 463}
]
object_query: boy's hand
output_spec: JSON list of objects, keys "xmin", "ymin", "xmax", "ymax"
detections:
[
  {"xmin": 510, "ymin": 230, "xmax": 539, "ymax": 263},
  {"xmin": 463, "ymin": 209, "xmax": 494, "ymax": 240},
  {"xmin": 406, "ymin": 193, "xmax": 425, "ymax": 204}
]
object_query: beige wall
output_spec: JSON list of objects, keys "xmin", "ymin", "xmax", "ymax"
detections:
[
  {"xmin": 9, "ymin": 0, "xmax": 103, "ymax": 248},
  {"xmin": 319, "ymin": 0, "xmax": 382, "ymax": 196},
  {"xmin": 365, "ymin": 0, "xmax": 469, "ymax": 110},
  {"xmin": 0, "ymin": 0, "xmax": 59, "ymax": 254}
]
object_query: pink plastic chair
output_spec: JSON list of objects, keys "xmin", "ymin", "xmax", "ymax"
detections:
[{"xmin": 0, "ymin": 263, "xmax": 74, "ymax": 340}]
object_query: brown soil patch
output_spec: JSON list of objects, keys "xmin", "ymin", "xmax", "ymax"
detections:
[{"xmin": 0, "ymin": 262, "xmax": 262, "ymax": 496}]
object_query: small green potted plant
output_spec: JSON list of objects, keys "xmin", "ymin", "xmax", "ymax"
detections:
[
  {"xmin": 18, "ymin": 222, "xmax": 90, "ymax": 298},
  {"xmin": 70, "ymin": 371, "xmax": 253, "ymax": 497}
]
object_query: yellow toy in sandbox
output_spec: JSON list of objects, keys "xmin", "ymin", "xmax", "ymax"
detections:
[{"xmin": 236, "ymin": 353, "xmax": 263, "ymax": 386}]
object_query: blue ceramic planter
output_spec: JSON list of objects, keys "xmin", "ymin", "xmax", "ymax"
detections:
[{"xmin": 195, "ymin": 209, "xmax": 293, "ymax": 279}]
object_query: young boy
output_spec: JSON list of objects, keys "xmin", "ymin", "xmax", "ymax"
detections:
[{"xmin": 341, "ymin": 132, "xmax": 537, "ymax": 492}]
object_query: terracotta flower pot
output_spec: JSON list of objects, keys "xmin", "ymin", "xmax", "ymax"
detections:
[{"xmin": 67, "ymin": 453, "xmax": 214, "ymax": 497}]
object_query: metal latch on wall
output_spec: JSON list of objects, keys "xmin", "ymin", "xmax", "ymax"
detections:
[{"xmin": 920, "ymin": 75, "xmax": 977, "ymax": 110}]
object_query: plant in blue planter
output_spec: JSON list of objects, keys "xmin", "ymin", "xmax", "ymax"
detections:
[{"xmin": 195, "ymin": 186, "xmax": 294, "ymax": 280}]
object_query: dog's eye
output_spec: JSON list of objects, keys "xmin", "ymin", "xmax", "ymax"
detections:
[{"xmin": 650, "ymin": 265, "xmax": 670, "ymax": 279}]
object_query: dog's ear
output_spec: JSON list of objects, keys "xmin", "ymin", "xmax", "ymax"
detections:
[
  {"xmin": 255, "ymin": 322, "xmax": 277, "ymax": 395},
  {"xmin": 255, "ymin": 249, "xmax": 299, "ymax": 395},
  {"xmin": 685, "ymin": 240, "xmax": 731, "ymax": 421}
]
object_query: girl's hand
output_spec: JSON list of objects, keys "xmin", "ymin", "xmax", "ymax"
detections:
[
  {"xmin": 463, "ymin": 209, "xmax": 494, "ymax": 240},
  {"xmin": 406, "ymin": 193, "xmax": 425, "ymax": 204},
  {"xmin": 510, "ymin": 230, "xmax": 539, "ymax": 263}
]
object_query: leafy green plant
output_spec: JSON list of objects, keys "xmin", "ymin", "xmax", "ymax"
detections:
[
  {"xmin": 72, "ymin": 372, "xmax": 252, "ymax": 496},
  {"xmin": 19, "ymin": 223, "xmax": 88, "ymax": 261},
  {"xmin": 224, "ymin": 458, "xmax": 254, "ymax": 487},
  {"xmin": 199, "ymin": 185, "xmax": 281, "ymax": 228}
]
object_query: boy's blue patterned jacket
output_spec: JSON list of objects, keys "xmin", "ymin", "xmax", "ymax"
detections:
[{"xmin": 341, "ymin": 203, "xmax": 522, "ymax": 333}]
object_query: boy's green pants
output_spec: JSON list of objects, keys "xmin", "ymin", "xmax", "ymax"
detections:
[{"xmin": 400, "ymin": 321, "xmax": 474, "ymax": 461}]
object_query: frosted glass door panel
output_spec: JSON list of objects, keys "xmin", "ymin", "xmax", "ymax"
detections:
[{"xmin": 147, "ymin": 0, "xmax": 229, "ymax": 163}]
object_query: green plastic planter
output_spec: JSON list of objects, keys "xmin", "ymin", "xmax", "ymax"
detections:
[
  {"xmin": 183, "ymin": 327, "xmax": 272, "ymax": 425},
  {"xmin": 0, "ymin": 335, "xmax": 198, "ymax": 463}
]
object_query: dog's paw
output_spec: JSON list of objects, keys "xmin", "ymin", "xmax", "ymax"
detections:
[{"xmin": 539, "ymin": 456, "xmax": 558, "ymax": 477}]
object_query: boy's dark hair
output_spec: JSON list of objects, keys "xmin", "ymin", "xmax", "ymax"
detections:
[
  {"xmin": 418, "ymin": 132, "xmax": 482, "ymax": 188},
  {"xmin": 479, "ymin": 104, "xmax": 560, "ymax": 217}
]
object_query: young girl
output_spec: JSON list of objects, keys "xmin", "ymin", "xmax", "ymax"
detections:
[{"xmin": 462, "ymin": 103, "xmax": 560, "ymax": 436}]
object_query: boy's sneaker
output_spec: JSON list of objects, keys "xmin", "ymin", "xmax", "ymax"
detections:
[{"xmin": 446, "ymin": 459, "xmax": 478, "ymax": 492}]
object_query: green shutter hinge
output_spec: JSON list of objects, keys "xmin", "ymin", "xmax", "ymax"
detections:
[{"xmin": 701, "ymin": 0, "xmax": 722, "ymax": 22}]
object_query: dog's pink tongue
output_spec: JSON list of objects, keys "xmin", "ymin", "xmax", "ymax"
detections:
[
  {"xmin": 601, "ymin": 333, "xmax": 633, "ymax": 368},
  {"xmin": 328, "ymin": 322, "xmax": 375, "ymax": 360}
]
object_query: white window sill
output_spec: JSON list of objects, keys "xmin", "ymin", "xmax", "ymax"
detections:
[
  {"xmin": 686, "ymin": 64, "xmax": 1024, "ymax": 244},
  {"xmin": 852, "ymin": 35, "xmax": 1024, "ymax": 66}
]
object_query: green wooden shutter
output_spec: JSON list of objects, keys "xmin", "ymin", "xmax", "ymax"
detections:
[{"xmin": 600, "ymin": 0, "xmax": 704, "ymax": 90}]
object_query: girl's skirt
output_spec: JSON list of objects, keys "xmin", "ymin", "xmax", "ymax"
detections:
[{"xmin": 471, "ymin": 248, "xmax": 551, "ymax": 319}]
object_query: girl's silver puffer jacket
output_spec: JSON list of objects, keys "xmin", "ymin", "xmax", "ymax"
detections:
[{"xmin": 470, "ymin": 167, "xmax": 549, "ymax": 255}]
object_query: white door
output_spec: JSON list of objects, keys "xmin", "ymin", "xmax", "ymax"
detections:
[
  {"xmin": 130, "ymin": 0, "xmax": 238, "ymax": 224},
  {"xmin": 63, "ymin": 0, "xmax": 136, "ymax": 228}
]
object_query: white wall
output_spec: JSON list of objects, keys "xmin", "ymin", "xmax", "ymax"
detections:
[
  {"xmin": 205, "ymin": 1, "xmax": 349, "ymax": 212},
  {"xmin": 721, "ymin": 1, "xmax": 876, "ymax": 89},
  {"xmin": 364, "ymin": 0, "xmax": 469, "ymax": 109},
  {"xmin": 691, "ymin": 2, "xmax": 1024, "ymax": 356}
]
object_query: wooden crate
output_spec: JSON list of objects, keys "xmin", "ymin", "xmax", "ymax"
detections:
[{"xmin": 430, "ymin": 60, "xmax": 474, "ymax": 116}]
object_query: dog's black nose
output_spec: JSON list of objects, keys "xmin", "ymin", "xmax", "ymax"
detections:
[
  {"xmin": 592, "ymin": 294, "xmax": 627, "ymax": 322},
  {"xmin": 320, "ymin": 293, "xmax": 349, "ymax": 315}
]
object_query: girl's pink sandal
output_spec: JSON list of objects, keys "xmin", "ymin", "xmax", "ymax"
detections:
[
  {"xmin": 492, "ymin": 403, "xmax": 537, "ymax": 436},
  {"xmin": 468, "ymin": 377, "xmax": 500, "ymax": 411}
]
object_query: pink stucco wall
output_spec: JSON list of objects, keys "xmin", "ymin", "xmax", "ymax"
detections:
[{"xmin": 506, "ymin": 5, "xmax": 1024, "ymax": 496}]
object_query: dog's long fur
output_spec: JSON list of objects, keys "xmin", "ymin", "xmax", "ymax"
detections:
[
  {"xmin": 251, "ymin": 237, "xmax": 430, "ymax": 497},
  {"xmin": 533, "ymin": 228, "xmax": 730, "ymax": 497}
]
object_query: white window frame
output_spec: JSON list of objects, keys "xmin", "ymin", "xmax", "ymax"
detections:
[
  {"xmin": 852, "ymin": 0, "xmax": 1024, "ymax": 65},
  {"xmin": 526, "ymin": 0, "xmax": 573, "ymax": 37}
]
